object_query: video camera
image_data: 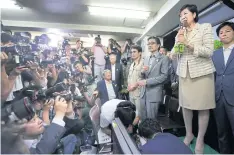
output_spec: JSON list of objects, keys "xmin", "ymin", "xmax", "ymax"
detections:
[
  {"xmin": 1, "ymin": 97, "xmax": 35, "ymax": 123},
  {"xmin": 109, "ymin": 38, "xmax": 121, "ymax": 49},
  {"xmin": 121, "ymin": 57, "xmax": 131, "ymax": 66},
  {"xmin": 62, "ymin": 38, "xmax": 70, "ymax": 49},
  {"xmin": 24, "ymin": 82, "xmax": 86, "ymax": 103}
]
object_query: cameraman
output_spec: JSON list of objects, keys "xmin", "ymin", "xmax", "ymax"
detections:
[
  {"xmin": 1, "ymin": 33, "xmax": 27, "ymax": 102},
  {"xmin": 22, "ymin": 96, "xmax": 79, "ymax": 154},
  {"xmin": 121, "ymin": 39, "xmax": 133, "ymax": 87},
  {"xmin": 107, "ymin": 38, "xmax": 122, "ymax": 63},
  {"xmin": 91, "ymin": 35, "xmax": 107, "ymax": 82},
  {"xmin": 76, "ymin": 39, "xmax": 89, "ymax": 66}
]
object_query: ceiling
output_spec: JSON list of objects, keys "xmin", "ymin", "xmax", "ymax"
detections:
[
  {"xmin": 1, "ymin": 0, "xmax": 168, "ymax": 47},
  {"xmin": 1, "ymin": 0, "xmax": 230, "ymax": 47}
]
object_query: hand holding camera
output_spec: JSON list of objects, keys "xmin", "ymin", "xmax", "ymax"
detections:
[
  {"xmin": 26, "ymin": 61, "xmax": 39, "ymax": 71},
  {"xmin": 54, "ymin": 96, "xmax": 68, "ymax": 119},
  {"xmin": 43, "ymin": 99, "xmax": 55, "ymax": 111},
  {"xmin": 10, "ymin": 66, "xmax": 29, "ymax": 77}
]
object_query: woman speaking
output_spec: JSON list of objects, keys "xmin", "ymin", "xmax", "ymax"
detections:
[{"xmin": 172, "ymin": 4, "xmax": 215, "ymax": 154}]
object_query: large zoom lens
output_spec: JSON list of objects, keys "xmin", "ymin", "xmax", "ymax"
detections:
[
  {"xmin": 45, "ymin": 82, "xmax": 68, "ymax": 96},
  {"xmin": 1, "ymin": 97, "xmax": 35, "ymax": 123}
]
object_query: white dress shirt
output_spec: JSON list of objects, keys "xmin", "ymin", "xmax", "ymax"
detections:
[
  {"xmin": 223, "ymin": 44, "xmax": 234, "ymax": 66},
  {"xmin": 105, "ymin": 81, "xmax": 116, "ymax": 100},
  {"xmin": 6, "ymin": 75, "xmax": 23, "ymax": 101},
  {"xmin": 100, "ymin": 99, "xmax": 125, "ymax": 128},
  {"xmin": 111, "ymin": 64, "xmax": 116, "ymax": 81}
]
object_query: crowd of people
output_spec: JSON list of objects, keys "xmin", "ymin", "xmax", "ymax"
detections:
[{"xmin": 1, "ymin": 3, "xmax": 234, "ymax": 154}]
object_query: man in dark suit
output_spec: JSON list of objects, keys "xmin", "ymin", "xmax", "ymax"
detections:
[
  {"xmin": 96, "ymin": 69, "xmax": 119, "ymax": 105},
  {"xmin": 138, "ymin": 119, "xmax": 192, "ymax": 154},
  {"xmin": 23, "ymin": 96, "xmax": 80, "ymax": 154},
  {"xmin": 105, "ymin": 53, "xmax": 123, "ymax": 92},
  {"xmin": 138, "ymin": 37, "xmax": 169, "ymax": 121},
  {"xmin": 212, "ymin": 22, "xmax": 234, "ymax": 154}
]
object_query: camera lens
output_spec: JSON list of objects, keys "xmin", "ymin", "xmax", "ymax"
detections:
[{"xmin": 12, "ymin": 97, "xmax": 35, "ymax": 121}]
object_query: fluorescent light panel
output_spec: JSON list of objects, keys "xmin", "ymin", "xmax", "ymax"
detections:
[
  {"xmin": 0, "ymin": 0, "xmax": 20, "ymax": 9},
  {"xmin": 88, "ymin": 6, "xmax": 150, "ymax": 19}
]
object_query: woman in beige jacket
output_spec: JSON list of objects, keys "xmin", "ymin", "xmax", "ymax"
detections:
[{"xmin": 172, "ymin": 4, "xmax": 216, "ymax": 154}]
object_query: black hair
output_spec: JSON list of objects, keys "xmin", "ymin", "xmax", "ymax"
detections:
[
  {"xmin": 180, "ymin": 4, "xmax": 199, "ymax": 23},
  {"xmin": 73, "ymin": 61, "xmax": 82, "ymax": 67},
  {"xmin": 131, "ymin": 45, "xmax": 142, "ymax": 53},
  {"xmin": 126, "ymin": 39, "xmax": 133, "ymax": 45},
  {"xmin": 138, "ymin": 118, "xmax": 162, "ymax": 139},
  {"xmin": 115, "ymin": 101, "xmax": 136, "ymax": 127},
  {"xmin": 1, "ymin": 32, "xmax": 13, "ymax": 44},
  {"xmin": 160, "ymin": 46, "xmax": 168, "ymax": 51},
  {"xmin": 216, "ymin": 22, "xmax": 234, "ymax": 36},
  {"xmin": 147, "ymin": 36, "xmax": 161, "ymax": 50}
]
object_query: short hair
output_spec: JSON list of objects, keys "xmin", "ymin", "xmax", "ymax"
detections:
[
  {"xmin": 147, "ymin": 36, "xmax": 161, "ymax": 46},
  {"xmin": 1, "ymin": 32, "xmax": 13, "ymax": 44},
  {"xmin": 138, "ymin": 118, "xmax": 162, "ymax": 139},
  {"xmin": 102, "ymin": 69, "xmax": 111, "ymax": 77},
  {"xmin": 160, "ymin": 46, "xmax": 168, "ymax": 52},
  {"xmin": 109, "ymin": 53, "xmax": 117, "ymax": 57},
  {"xmin": 216, "ymin": 22, "xmax": 234, "ymax": 36},
  {"xmin": 115, "ymin": 101, "xmax": 136, "ymax": 127},
  {"xmin": 73, "ymin": 61, "xmax": 82, "ymax": 67},
  {"xmin": 180, "ymin": 4, "xmax": 199, "ymax": 23},
  {"xmin": 131, "ymin": 45, "xmax": 142, "ymax": 53}
]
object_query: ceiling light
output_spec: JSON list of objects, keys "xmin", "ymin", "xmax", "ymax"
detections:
[
  {"xmin": 47, "ymin": 29, "xmax": 62, "ymax": 35},
  {"xmin": 88, "ymin": 6, "xmax": 150, "ymax": 19},
  {"xmin": 0, "ymin": 0, "xmax": 21, "ymax": 9}
]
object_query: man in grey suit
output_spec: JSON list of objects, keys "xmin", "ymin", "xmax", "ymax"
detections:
[{"xmin": 138, "ymin": 36, "xmax": 169, "ymax": 121}]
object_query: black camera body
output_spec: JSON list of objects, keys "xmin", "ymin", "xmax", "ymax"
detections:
[
  {"xmin": 62, "ymin": 39, "xmax": 70, "ymax": 49},
  {"xmin": 1, "ymin": 97, "xmax": 35, "ymax": 123},
  {"xmin": 121, "ymin": 57, "xmax": 131, "ymax": 66}
]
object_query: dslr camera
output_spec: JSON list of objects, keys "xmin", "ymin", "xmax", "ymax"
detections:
[{"xmin": 1, "ymin": 97, "xmax": 35, "ymax": 123}]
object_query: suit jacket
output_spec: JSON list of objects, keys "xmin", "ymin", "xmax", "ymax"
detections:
[
  {"xmin": 140, "ymin": 53, "xmax": 169, "ymax": 103},
  {"xmin": 212, "ymin": 48, "xmax": 234, "ymax": 105},
  {"xmin": 105, "ymin": 63, "xmax": 123, "ymax": 90},
  {"xmin": 171, "ymin": 23, "xmax": 215, "ymax": 78},
  {"xmin": 128, "ymin": 60, "xmax": 143, "ymax": 98},
  {"xmin": 97, "ymin": 80, "xmax": 119, "ymax": 105},
  {"xmin": 30, "ymin": 123, "xmax": 66, "ymax": 154},
  {"xmin": 140, "ymin": 133, "xmax": 192, "ymax": 154}
]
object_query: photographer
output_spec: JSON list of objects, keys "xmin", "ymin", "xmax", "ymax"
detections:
[
  {"xmin": 75, "ymin": 39, "xmax": 89, "ymax": 66},
  {"xmin": 73, "ymin": 61, "xmax": 96, "ymax": 129},
  {"xmin": 91, "ymin": 35, "xmax": 107, "ymax": 82},
  {"xmin": 22, "ymin": 96, "xmax": 79, "ymax": 154},
  {"xmin": 1, "ymin": 33, "xmax": 27, "ymax": 102},
  {"xmin": 107, "ymin": 38, "xmax": 122, "ymax": 63},
  {"xmin": 121, "ymin": 39, "xmax": 133, "ymax": 87}
]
